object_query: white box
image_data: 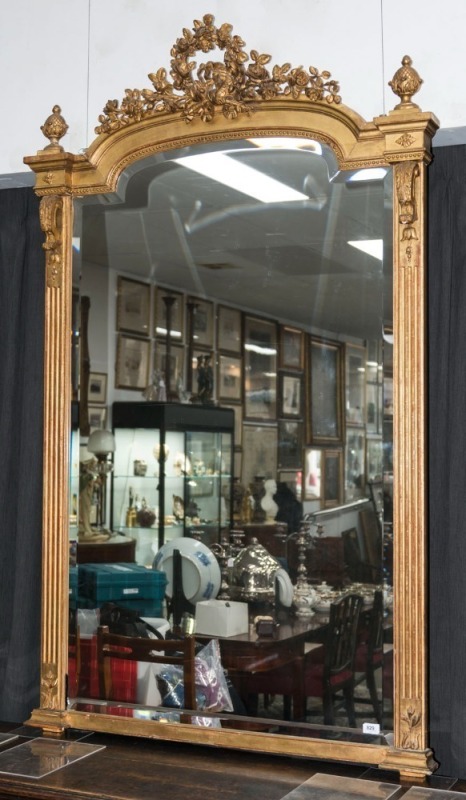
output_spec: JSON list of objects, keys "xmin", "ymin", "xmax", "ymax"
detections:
[{"xmin": 195, "ymin": 600, "xmax": 249, "ymax": 637}]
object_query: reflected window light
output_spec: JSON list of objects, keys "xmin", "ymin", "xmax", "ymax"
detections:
[
  {"xmin": 247, "ymin": 137, "xmax": 323, "ymax": 155},
  {"xmin": 348, "ymin": 239, "xmax": 383, "ymax": 260},
  {"xmin": 174, "ymin": 153, "xmax": 309, "ymax": 204},
  {"xmin": 348, "ymin": 168, "xmax": 387, "ymax": 182}
]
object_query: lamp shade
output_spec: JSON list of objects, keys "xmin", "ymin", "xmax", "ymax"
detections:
[{"xmin": 87, "ymin": 429, "xmax": 116, "ymax": 456}]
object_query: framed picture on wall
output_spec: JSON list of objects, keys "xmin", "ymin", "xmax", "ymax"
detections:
[
  {"xmin": 345, "ymin": 343, "xmax": 366, "ymax": 425},
  {"xmin": 277, "ymin": 419, "xmax": 303, "ymax": 469},
  {"xmin": 218, "ymin": 354, "xmax": 242, "ymax": 403},
  {"xmin": 345, "ymin": 427, "xmax": 366, "ymax": 501},
  {"xmin": 222, "ymin": 404, "xmax": 243, "ymax": 447},
  {"xmin": 307, "ymin": 336, "xmax": 343, "ymax": 444},
  {"xmin": 217, "ymin": 305, "xmax": 242, "ymax": 354},
  {"xmin": 188, "ymin": 348, "xmax": 214, "ymax": 395},
  {"xmin": 322, "ymin": 449, "xmax": 344, "ymax": 508},
  {"xmin": 88, "ymin": 405, "xmax": 107, "ymax": 430},
  {"xmin": 304, "ymin": 447, "xmax": 322, "ymax": 501},
  {"xmin": 244, "ymin": 315, "xmax": 277, "ymax": 421},
  {"xmin": 116, "ymin": 277, "xmax": 150, "ymax": 336},
  {"xmin": 279, "ymin": 371, "xmax": 303, "ymax": 418},
  {"xmin": 154, "ymin": 288, "xmax": 184, "ymax": 341},
  {"xmin": 241, "ymin": 424, "xmax": 277, "ymax": 489},
  {"xmin": 189, "ymin": 296, "xmax": 214, "ymax": 348},
  {"xmin": 279, "ymin": 325, "xmax": 304, "ymax": 369},
  {"xmin": 88, "ymin": 372, "xmax": 107, "ymax": 404},
  {"xmin": 115, "ymin": 334, "xmax": 150, "ymax": 390},
  {"xmin": 153, "ymin": 342, "xmax": 185, "ymax": 389}
]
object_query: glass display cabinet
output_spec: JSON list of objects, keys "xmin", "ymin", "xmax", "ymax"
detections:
[{"xmin": 111, "ymin": 402, "xmax": 234, "ymax": 564}]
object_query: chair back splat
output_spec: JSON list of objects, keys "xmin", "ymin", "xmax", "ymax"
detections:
[{"xmin": 96, "ymin": 625, "xmax": 196, "ymax": 709}]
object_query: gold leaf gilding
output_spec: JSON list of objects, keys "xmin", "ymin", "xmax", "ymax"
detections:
[{"xmin": 96, "ymin": 13, "xmax": 341, "ymax": 132}]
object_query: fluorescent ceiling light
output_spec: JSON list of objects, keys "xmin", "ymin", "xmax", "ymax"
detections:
[
  {"xmin": 348, "ymin": 239, "xmax": 383, "ymax": 260},
  {"xmin": 174, "ymin": 153, "xmax": 308, "ymax": 204},
  {"xmin": 244, "ymin": 343, "xmax": 277, "ymax": 356},
  {"xmin": 155, "ymin": 327, "xmax": 182, "ymax": 338},
  {"xmin": 348, "ymin": 168, "xmax": 387, "ymax": 182}
]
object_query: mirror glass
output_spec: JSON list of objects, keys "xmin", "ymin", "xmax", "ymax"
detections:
[{"xmin": 68, "ymin": 135, "xmax": 393, "ymax": 742}]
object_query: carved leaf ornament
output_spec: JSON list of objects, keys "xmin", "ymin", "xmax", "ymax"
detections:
[{"xmin": 95, "ymin": 13, "xmax": 341, "ymax": 133}]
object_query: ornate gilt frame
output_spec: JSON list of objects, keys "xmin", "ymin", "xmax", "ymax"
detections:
[{"xmin": 24, "ymin": 17, "xmax": 439, "ymax": 778}]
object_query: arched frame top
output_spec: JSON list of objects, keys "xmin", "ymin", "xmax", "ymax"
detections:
[{"xmin": 24, "ymin": 15, "xmax": 439, "ymax": 779}]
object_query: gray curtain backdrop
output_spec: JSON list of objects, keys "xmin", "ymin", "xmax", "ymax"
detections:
[
  {"xmin": 0, "ymin": 187, "xmax": 43, "ymax": 721},
  {"xmin": 428, "ymin": 144, "xmax": 466, "ymax": 778}
]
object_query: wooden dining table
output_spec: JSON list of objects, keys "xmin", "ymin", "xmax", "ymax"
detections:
[{"xmin": 197, "ymin": 612, "xmax": 330, "ymax": 720}]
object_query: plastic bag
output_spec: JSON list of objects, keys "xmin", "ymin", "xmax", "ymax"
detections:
[{"xmin": 157, "ymin": 638, "xmax": 233, "ymax": 712}]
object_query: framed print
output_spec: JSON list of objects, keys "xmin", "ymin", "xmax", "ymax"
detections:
[
  {"xmin": 384, "ymin": 374, "xmax": 394, "ymax": 418},
  {"xmin": 153, "ymin": 342, "xmax": 185, "ymax": 389},
  {"xmin": 218, "ymin": 354, "xmax": 242, "ymax": 403},
  {"xmin": 241, "ymin": 424, "xmax": 277, "ymax": 489},
  {"xmin": 222, "ymin": 404, "xmax": 243, "ymax": 447},
  {"xmin": 365, "ymin": 380, "xmax": 379, "ymax": 434},
  {"xmin": 345, "ymin": 343, "xmax": 366, "ymax": 425},
  {"xmin": 366, "ymin": 435, "xmax": 383, "ymax": 483},
  {"xmin": 217, "ymin": 305, "xmax": 242, "ymax": 354},
  {"xmin": 308, "ymin": 336, "xmax": 343, "ymax": 444},
  {"xmin": 304, "ymin": 447, "xmax": 322, "ymax": 501},
  {"xmin": 279, "ymin": 325, "xmax": 304, "ymax": 369},
  {"xmin": 189, "ymin": 296, "xmax": 214, "ymax": 348},
  {"xmin": 154, "ymin": 288, "xmax": 184, "ymax": 341},
  {"xmin": 278, "ymin": 420, "xmax": 303, "ymax": 469},
  {"xmin": 116, "ymin": 276, "xmax": 150, "ymax": 336},
  {"xmin": 345, "ymin": 427, "xmax": 366, "ymax": 501},
  {"xmin": 116, "ymin": 334, "xmax": 150, "ymax": 390},
  {"xmin": 188, "ymin": 348, "xmax": 213, "ymax": 395},
  {"xmin": 88, "ymin": 405, "xmax": 107, "ymax": 430},
  {"xmin": 244, "ymin": 315, "xmax": 277, "ymax": 421},
  {"xmin": 322, "ymin": 449, "xmax": 343, "ymax": 508},
  {"xmin": 88, "ymin": 372, "xmax": 107, "ymax": 404},
  {"xmin": 279, "ymin": 371, "xmax": 303, "ymax": 418}
]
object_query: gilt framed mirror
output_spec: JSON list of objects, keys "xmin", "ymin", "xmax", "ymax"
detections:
[{"xmin": 24, "ymin": 15, "xmax": 439, "ymax": 779}]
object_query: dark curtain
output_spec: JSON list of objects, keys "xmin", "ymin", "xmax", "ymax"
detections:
[
  {"xmin": 0, "ymin": 188, "xmax": 43, "ymax": 721},
  {"xmin": 429, "ymin": 144, "xmax": 466, "ymax": 777}
]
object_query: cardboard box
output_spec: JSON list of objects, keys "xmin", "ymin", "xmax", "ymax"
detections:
[{"xmin": 195, "ymin": 600, "xmax": 249, "ymax": 637}]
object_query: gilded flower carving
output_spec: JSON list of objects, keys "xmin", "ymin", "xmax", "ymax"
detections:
[{"xmin": 96, "ymin": 14, "xmax": 341, "ymax": 133}]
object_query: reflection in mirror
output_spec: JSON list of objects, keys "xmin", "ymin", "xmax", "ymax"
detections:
[{"xmin": 68, "ymin": 136, "xmax": 393, "ymax": 742}]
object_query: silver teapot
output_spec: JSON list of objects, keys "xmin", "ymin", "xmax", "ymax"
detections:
[{"xmin": 229, "ymin": 538, "xmax": 281, "ymax": 602}]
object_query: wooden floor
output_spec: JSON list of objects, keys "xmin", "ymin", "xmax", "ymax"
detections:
[{"xmin": 0, "ymin": 723, "xmax": 462, "ymax": 800}]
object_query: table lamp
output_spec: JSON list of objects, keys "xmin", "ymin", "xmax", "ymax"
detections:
[{"xmin": 87, "ymin": 429, "xmax": 116, "ymax": 532}]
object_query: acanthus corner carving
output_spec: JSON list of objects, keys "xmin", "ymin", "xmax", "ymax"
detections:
[
  {"xmin": 389, "ymin": 56, "xmax": 423, "ymax": 110},
  {"xmin": 41, "ymin": 663, "xmax": 59, "ymax": 709},
  {"xmin": 395, "ymin": 161, "xmax": 420, "ymax": 245},
  {"xmin": 95, "ymin": 13, "xmax": 341, "ymax": 133},
  {"xmin": 40, "ymin": 106, "xmax": 69, "ymax": 151},
  {"xmin": 39, "ymin": 195, "xmax": 64, "ymax": 288},
  {"xmin": 400, "ymin": 702, "xmax": 423, "ymax": 750}
]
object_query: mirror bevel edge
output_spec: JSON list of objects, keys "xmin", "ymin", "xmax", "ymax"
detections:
[{"xmin": 24, "ymin": 53, "xmax": 439, "ymax": 777}]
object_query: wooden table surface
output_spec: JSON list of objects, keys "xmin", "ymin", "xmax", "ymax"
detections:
[{"xmin": 0, "ymin": 724, "xmax": 458, "ymax": 800}]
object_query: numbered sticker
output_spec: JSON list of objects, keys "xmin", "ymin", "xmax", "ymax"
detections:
[{"xmin": 362, "ymin": 722, "xmax": 381, "ymax": 735}]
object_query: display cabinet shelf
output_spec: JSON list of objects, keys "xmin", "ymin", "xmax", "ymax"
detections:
[{"xmin": 111, "ymin": 402, "xmax": 234, "ymax": 561}]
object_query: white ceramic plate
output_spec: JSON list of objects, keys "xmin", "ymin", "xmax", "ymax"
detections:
[
  {"xmin": 275, "ymin": 568, "xmax": 293, "ymax": 608},
  {"xmin": 152, "ymin": 537, "xmax": 221, "ymax": 604}
]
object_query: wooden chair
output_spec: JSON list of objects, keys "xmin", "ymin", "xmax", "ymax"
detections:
[
  {"xmin": 354, "ymin": 590, "xmax": 385, "ymax": 723},
  {"xmin": 96, "ymin": 625, "xmax": 196, "ymax": 709},
  {"xmin": 240, "ymin": 593, "xmax": 363, "ymax": 726}
]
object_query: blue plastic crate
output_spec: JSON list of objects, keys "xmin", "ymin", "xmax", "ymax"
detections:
[{"xmin": 78, "ymin": 562, "xmax": 167, "ymax": 604}]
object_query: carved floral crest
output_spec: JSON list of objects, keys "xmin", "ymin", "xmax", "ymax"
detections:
[{"xmin": 95, "ymin": 13, "xmax": 341, "ymax": 133}]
